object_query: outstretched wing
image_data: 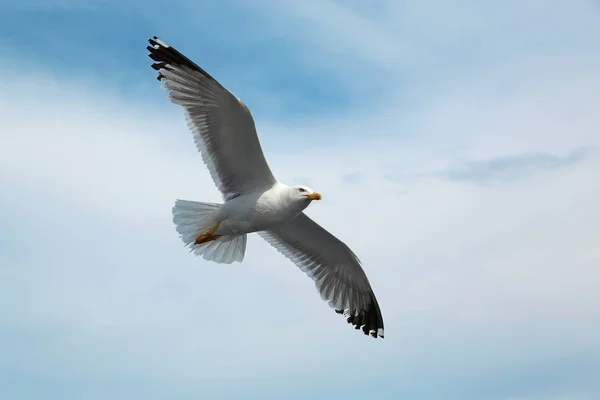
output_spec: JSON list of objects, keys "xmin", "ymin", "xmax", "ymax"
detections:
[
  {"xmin": 259, "ymin": 213, "xmax": 384, "ymax": 338},
  {"xmin": 147, "ymin": 36, "xmax": 277, "ymax": 200}
]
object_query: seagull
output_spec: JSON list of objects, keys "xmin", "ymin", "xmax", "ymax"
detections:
[{"xmin": 147, "ymin": 36, "xmax": 384, "ymax": 338}]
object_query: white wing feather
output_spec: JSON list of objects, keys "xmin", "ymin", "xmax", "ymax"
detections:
[
  {"xmin": 148, "ymin": 37, "xmax": 277, "ymax": 200},
  {"xmin": 259, "ymin": 213, "xmax": 384, "ymax": 338}
]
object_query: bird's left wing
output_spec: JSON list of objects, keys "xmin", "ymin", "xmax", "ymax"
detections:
[
  {"xmin": 147, "ymin": 37, "xmax": 277, "ymax": 200},
  {"xmin": 259, "ymin": 213, "xmax": 384, "ymax": 338}
]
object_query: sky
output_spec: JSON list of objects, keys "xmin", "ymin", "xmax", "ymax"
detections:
[{"xmin": 1, "ymin": 0, "xmax": 600, "ymax": 399}]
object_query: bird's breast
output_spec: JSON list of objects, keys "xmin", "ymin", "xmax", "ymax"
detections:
[{"xmin": 218, "ymin": 191, "xmax": 299, "ymax": 234}]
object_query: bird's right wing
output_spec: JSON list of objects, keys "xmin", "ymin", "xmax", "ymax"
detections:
[
  {"xmin": 259, "ymin": 213, "xmax": 384, "ymax": 338},
  {"xmin": 147, "ymin": 36, "xmax": 277, "ymax": 200}
]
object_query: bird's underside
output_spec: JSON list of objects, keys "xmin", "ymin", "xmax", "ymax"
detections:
[{"xmin": 147, "ymin": 36, "xmax": 385, "ymax": 338}]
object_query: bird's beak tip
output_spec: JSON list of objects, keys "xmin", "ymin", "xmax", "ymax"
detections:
[{"xmin": 307, "ymin": 192, "xmax": 322, "ymax": 201}]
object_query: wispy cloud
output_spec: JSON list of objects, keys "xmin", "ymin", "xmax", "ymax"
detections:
[{"xmin": 440, "ymin": 147, "xmax": 593, "ymax": 182}]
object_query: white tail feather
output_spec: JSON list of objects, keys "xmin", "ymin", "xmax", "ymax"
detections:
[{"xmin": 172, "ymin": 199, "xmax": 247, "ymax": 264}]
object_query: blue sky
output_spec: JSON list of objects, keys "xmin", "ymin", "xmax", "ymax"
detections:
[{"xmin": 1, "ymin": 1, "xmax": 600, "ymax": 399}]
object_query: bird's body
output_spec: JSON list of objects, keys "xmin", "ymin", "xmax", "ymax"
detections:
[
  {"xmin": 203, "ymin": 183, "xmax": 315, "ymax": 236},
  {"xmin": 148, "ymin": 36, "xmax": 385, "ymax": 338}
]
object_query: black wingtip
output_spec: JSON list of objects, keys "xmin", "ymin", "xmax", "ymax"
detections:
[
  {"xmin": 146, "ymin": 35, "xmax": 223, "ymax": 86},
  {"xmin": 336, "ymin": 294, "xmax": 385, "ymax": 339},
  {"xmin": 148, "ymin": 36, "xmax": 161, "ymax": 46},
  {"xmin": 147, "ymin": 36, "xmax": 172, "ymax": 82}
]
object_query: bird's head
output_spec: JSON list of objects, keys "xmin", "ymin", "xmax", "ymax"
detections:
[{"xmin": 291, "ymin": 185, "xmax": 322, "ymax": 202}]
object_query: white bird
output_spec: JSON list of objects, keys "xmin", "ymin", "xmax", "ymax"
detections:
[{"xmin": 148, "ymin": 36, "xmax": 384, "ymax": 338}]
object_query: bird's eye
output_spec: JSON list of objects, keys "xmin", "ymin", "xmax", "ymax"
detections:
[{"xmin": 298, "ymin": 188, "xmax": 306, "ymax": 193}]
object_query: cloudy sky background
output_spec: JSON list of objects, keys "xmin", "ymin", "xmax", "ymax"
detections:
[{"xmin": 1, "ymin": 1, "xmax": 599, "ymax": 399}]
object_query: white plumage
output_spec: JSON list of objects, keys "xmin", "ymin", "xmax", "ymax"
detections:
[{"xmin": 148, "ymin": 36, "xmax": 384, "ymax": 338}]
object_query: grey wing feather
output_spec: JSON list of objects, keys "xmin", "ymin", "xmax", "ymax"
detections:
[
  {"xmin": 147, "ymin": 36, "xmax": 277, "ymax": 199},
  {"xmin": 259, "ymin": 213, "xmax": 384, "ymax": 338}
]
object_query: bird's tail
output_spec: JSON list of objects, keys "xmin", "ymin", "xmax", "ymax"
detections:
[{"xmin": 172, "ymin": 199, "xmax": 247, "ymax": 264}]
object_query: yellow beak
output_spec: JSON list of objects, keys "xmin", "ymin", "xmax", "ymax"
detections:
[{"xmin": 306, "ymin": 192, "xmax": 322, "ymax": 201}]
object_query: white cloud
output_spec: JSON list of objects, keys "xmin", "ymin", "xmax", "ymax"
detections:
[{"xmin": 236, "ymin": 0, "xmax": 600, "ymax": 80}]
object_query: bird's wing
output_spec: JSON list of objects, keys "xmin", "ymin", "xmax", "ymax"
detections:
[
  {"xmin": 259, "ymin": 213, "xmax": 384, "ymax": 338},
  {"xmin": 147, "ymin": 37, "xmax": 277, "ymax": 200}
]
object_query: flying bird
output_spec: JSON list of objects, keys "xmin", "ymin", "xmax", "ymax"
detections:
[{"xmin": 147, "ymin": 36, "xmax": 384, "ymax": 338}]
